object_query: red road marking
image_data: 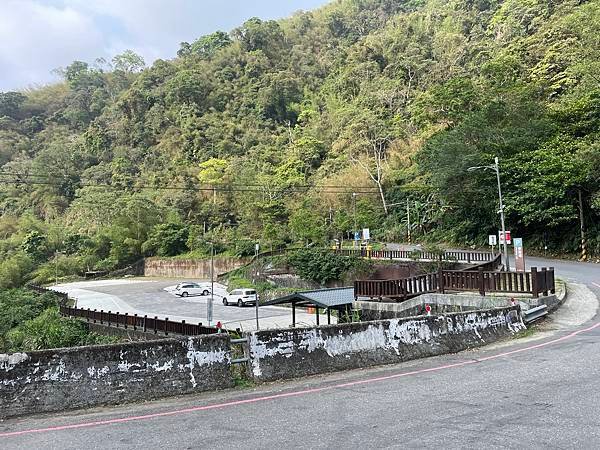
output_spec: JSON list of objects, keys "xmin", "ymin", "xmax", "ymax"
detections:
[{"xmin": 2, "ymin": 321, "xmax": 600, "ymax": 439}]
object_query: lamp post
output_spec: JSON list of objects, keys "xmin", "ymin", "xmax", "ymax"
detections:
[
  {"xmin": 54, "ymin": 251, "xmax": 64, "ymax": 286},
  {"xmin": 352, "ymin": 193, "xmax": 357, "ymax": 248},
  {"xmin": 468, "ymin": 157, "xmax": 510, "ymax": 271},
  {"xmin": 208, "ymin": 241, "xmax": 214, "ymax": 326}
]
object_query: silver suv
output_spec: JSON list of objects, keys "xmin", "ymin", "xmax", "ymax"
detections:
[
  {"xmin": 175, "ymin": 282, "xmax": 210, "ymax": 297},
  {"xmin": 222, "ymin": 289, "xmax": 258, "ymax": 307}
]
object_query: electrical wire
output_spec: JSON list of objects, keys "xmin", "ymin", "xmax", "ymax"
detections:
[{"xmin": 0, "ymin": 172, "xmax": 380, "ymax": 195}]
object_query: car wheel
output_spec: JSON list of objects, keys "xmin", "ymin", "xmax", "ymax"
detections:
[
  {"xmin": 222, "ymin": 298, "xmax": 228, "ymax": 306},
  {"xmin": 203, "ymin": 290, "xmax": 209, "ymax": 296},
  {"xmin": 181, "ymin": 292, "xmax": 188, "ymax": 298},
  {"xmin": 237, "ymin": 299, "xmax": 243, "ymax": 307}
]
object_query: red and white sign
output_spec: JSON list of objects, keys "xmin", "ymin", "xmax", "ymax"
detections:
[
  {"xmin": 425, "ymin": 304, "xmax": 432, "ymax": 316},
  {"xmin": 499, "ymin": 230, "xmax": 512, "ymax": 245}
]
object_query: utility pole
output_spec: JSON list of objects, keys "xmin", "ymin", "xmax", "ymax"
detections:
[
  {"xmin": 208, "ymin": 242, "xmax": 214, "ymax": 326},
  {"xmin": 406, "ymin": 198, "xmax": 411, "ymax": 244},
  {"xmin": 579, "ymin": 189, "xmax": 587, "ymax": 261},
  {"xmin": 352, "ymin": 193, "xmax": 357, "ymax": 249},
  {"xmin": 494, "ymin": 157, "xmax": 510, "ymax": 271},
  {"xmin": 468, "ymin": 157, "xmax": 510, "ymax": 271},
  {"xmin": 254, "ymin": 243, "xmax": 260, "ymax": 330}
]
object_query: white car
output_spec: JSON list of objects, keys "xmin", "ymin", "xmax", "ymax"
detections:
[
  {"xmin": 174, "ymin": 282, "xmax": 210, "ymax": 297},
  {"xmin": 222, "ymin": 289, "xmax": 258, "ymax": 307}
]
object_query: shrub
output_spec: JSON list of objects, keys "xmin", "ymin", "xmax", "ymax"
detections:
[
  {"xmin": 6, "ymin": 307, "xmax": 121, "ymax": 352},
  {"xmin": 286, "ymin": 249, "xmax": 365, "ymax": 285}
]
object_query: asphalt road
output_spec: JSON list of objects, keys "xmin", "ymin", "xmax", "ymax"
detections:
[{"xmin": 2, "ymin": 256, "xmax": 599, "ymax": 449}]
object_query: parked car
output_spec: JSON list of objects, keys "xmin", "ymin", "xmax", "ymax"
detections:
[
  {"xmin": 222, "ymin": 289, "xmax": 258, "ymax": 307},
  {"xmin": 174, "ymin": 282, "xmax": 210, "ymax": 297}
]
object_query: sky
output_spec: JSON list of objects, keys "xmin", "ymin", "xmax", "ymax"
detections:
[{"xmin": 0, "ymin": 0, "xmax": 331, "ymax": 91}]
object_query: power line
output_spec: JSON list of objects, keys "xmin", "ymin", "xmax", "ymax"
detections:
[
  {"xmin": 0, "ymin": 176, "xmax": 379, "ymax": 195},
  {"xmin": 0, "ymin": 170, "xmax": 379, "ymax": 192}
]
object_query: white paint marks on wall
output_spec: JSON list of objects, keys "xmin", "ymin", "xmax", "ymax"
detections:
[
  {"xmin": 0, "ymin": 353, "xmax": 29, "ymax": 372},
  {"xmin": 249, "ymin": 309, "xmax": 525, "ymax": 377},
  {"xmin": 184, "ymin": 338, "xmax": 229, "ymax": 388}
]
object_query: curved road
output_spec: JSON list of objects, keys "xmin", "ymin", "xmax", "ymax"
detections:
[{"xmin": 1, "ymin": 257, "xmax": 599, "ymax": 449}]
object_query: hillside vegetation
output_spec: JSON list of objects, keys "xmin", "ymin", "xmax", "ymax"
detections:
[{"xmin": 0, "ymin": 0, "xmax": 599, "ymax": 286}]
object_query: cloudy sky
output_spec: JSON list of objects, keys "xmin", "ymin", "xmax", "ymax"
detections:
[{"xmin": 0, "ymin": 0, "xmax": 330, "ymax": 91}]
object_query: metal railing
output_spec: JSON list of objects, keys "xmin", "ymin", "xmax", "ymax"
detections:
[
  {"xmin": 334, "ymin": 248, "xmax": 499, "ymax": 264},
  {"xmin": 355, "ymin": 267, "xmax": 555, "ymax": 301},
  {"xmin": 59, "ymin": 305, "xmax": 219, "ymax": 336}
]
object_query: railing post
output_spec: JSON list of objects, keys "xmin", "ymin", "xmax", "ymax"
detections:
[
  {"xmin": 124, "ymin": 312, "xmax": 129, "ymax": 329},
  {"xmin": 181, "ymin": 320, "xmax": 186, "ymax": 335},
  {"xmin": 549, "ymin": 267, "xmax": 555, "ymax": 294},
  {"xmin": 154, "ymin": 316, "xmax": 158, "ymax": 334},
  {"xmin": 478, "ymin": 267, "xmax": 485, "ymax": 296},
  {"xmin": 133, "ymin": 314, "xmax": 137, "ymax": 330},
  {"xmin": 531, "ymin": 267, "xmax": 538, "ymax": 298},
  {"xmin": 165, "ymin": 317, "xmax": 169, "ymax": 335},
  {"xmin": 143, "ymin": 315, "xmax": 147, "ymax": 333},
  {"xmin": 467, "ymin": 252, "xmax": 471, "ymax": 264},
  {"xmin": 541, "ymin": 267, "xmax": 548, "ymax": 296},
  {"xmin": 100, "ymin": 310, "xmax": 104, "ymax": 325},
  {"xmin": 437, "ymin": 267, "xmax": 444, "ymax": 293}
]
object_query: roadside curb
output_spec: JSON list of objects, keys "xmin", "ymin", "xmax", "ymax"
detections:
[{"xmin": 550, "ymin": 279, "xmax": 568, "ymax": 313}]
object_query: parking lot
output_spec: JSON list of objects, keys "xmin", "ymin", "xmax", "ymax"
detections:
[{"xmin": 53, "ymin": 278, "xmax": 334, "ymax": 331}]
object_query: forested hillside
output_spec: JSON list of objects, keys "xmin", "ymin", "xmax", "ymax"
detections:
[{"xmin": 0, "ymin": 0, "xmax": 599, "ymax": 286}]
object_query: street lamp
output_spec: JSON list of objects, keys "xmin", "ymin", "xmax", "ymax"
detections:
[
  {"xmin": 352, "ymin": 193, "xmax": 357, "ymax": 249},
  {"xmin": 208, "ymin": 241, "xmax": 214, "ymax": 326},
  {"xmin": 54, "ymin": 251, "xmax": 64, "ymax": 286},
  {"xmin": 468, "ymin": 157, "xmax": 510, "ymax": 271}
]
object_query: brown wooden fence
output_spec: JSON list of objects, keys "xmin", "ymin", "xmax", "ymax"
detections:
[
  {"xmin": 60, "ymin": 305, "xmax": 218, "ymax": 336},
  {"xmin": 355, "ymin": 267, "xmax": 555, "ymax": 301}
]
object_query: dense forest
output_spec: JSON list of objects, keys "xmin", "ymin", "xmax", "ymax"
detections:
[{"xmin": 0, "ymin": 0, "xmax": 599, "ymax": 286}]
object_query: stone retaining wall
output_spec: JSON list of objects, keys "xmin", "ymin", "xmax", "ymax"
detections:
[
  {"xmin": 0, "ymin": 334, "xmax": 233, "ymax": 419},
  {"xmin": 247, "ymin": 306, "xmax": 524, "ymax": 382},
  {"xmin": 144, "ymin": 257, "xmax": 251, "ymax": 278}
]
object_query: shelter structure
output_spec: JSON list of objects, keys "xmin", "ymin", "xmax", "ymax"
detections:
[{"xmin": 263, "ymin": 287, "xmax": 355, "ymax": 327}]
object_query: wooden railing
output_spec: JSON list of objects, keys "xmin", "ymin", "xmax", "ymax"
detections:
[
  {"xmin": 60, "ymin": 305, "xmax": 219, "ymax": 336},
  {"xmin": 355, "ymin": 267, "xmax": 555, "ymax": 301},
  {"xmin": 28, "ymin": 284, "xmax": 69, "ymax": 305}
]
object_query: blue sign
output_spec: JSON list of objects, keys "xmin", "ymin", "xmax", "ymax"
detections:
[
  {"xmin": 513, "ymin": 238, "xmax": 523, "ymax": 248},
  {"xmin": 354, "ymin": 231, "xmax": 361, "ymax": 241}
]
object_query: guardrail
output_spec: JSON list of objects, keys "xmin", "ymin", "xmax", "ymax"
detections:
[
  {"xmin": 355, "ymin": 267, "xmax": 555, "ymax": 301},
  {"xmin": 60, "ymin": 305, "xmax": 219, "ymax": 336}
]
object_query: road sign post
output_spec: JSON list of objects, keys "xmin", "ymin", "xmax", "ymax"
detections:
[{"xmin": 513, "ymin": 238, "xmax": 525, "ymax": 272}]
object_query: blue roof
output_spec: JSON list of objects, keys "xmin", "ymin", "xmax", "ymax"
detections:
[{"xmin": 264, "ymin": 287, "xmax": 355, "ymax": 308}]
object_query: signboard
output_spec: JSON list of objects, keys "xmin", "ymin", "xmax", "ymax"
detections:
[
  {"xmin": 488, "ymin": 235, "xmax": 497, "ymax": 246},
  {"xmin": 499, "ymin": 230, "xmax": 512, "ymax": 245},
  {"xmin": 362, "ymin": 228, "xmax": 370, "ymax": 241},
  {"xmin": 513, "ymin": 238, "xmax": 525, "ymax": 272},
  {"xmin": 354, "ymin": 231, "xmax": 361, "ymax": 241}
]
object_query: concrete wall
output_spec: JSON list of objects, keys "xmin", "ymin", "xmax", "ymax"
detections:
[
  {"xmin": 144, "ymin": 257, "xmax": 251, "ymax": 279},
  {"xmin": 356, "ymin": 292, "xmax": 560, "ymax": 321},
  {"xmin": 0, "ymin": 334, "xmax": 233, "ymax": 419},
  {"xmin": 247, "ymin": 306, "xmax": 524, "ymax": 382}
]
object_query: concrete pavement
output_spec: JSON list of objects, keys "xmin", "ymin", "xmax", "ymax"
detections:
[{"xmin": 53, "ymin": 278, "xmax": 335, "ymax": 331}]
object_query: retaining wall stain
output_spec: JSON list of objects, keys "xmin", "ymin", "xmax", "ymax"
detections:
[
  {"xmin": 0, "ymin": 335, "xmax": 233, "ymax": 419},
  {"xmin": 248, "ymin": 307, "xmax": 524, "ymax": 381}
]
